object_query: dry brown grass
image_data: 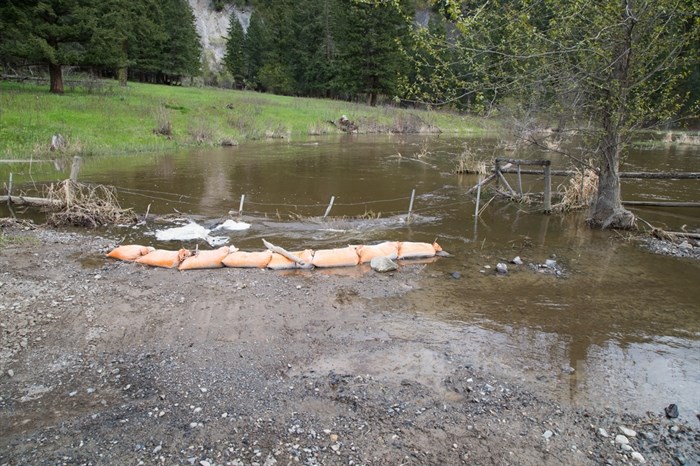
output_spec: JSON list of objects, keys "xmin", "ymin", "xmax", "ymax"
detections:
[
  {"xmin": 32, "ymin": 135, "xmax": 84, "ymax": 159},
  {"xmin": 553, "ymin": 168, "xmax": 598, "ymax": 212},
  {"xmin": 453, "ymin": 149, "xmax": 487, "ymax": 175},
  {"xmin": 45, "ymin": 181, "xmax": 137, "ymax": 227},
  {"xmin": 677, "ymin": 133, "xmax": 700, "ymax": 146}
]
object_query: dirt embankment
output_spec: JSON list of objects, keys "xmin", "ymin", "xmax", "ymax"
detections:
[{"xmin": 1, "ymin": 222, "xmax": 698, "ymax": 465}]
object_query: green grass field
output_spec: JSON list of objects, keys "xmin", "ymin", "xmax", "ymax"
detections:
[{"xmin": 0, "ymin": 81, "xmax": 493, "ymax": 159}]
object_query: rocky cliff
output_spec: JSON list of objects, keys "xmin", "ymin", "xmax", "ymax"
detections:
[{"xmin": 187, "ymin": 0, "xmax": 249, "ymax": 71}]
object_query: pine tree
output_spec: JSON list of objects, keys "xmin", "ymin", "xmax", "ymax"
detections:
[
  {"xmin": 224, "ymin": 12, "xmax": 246, "ymax": 87},
  {"xmin": 288, "ymin": 0, "xmax": 341, "ymax": 97},
  {"xmin": 243, "ymin": 11, "xmax": 271, "ymax": 89},
  {"xmin": 159, "ymin": 0, "xmax": 202, "ymax": 83},
  {"xmin": 335, "ymin": 0, "xmax": 411, "ymax": 105},
  {"xmin": 128, "ymin": 1, "xmax": 167, "ymax": 82},
  {"xmin": 88, "ymin": 0, "xmax": 163, "ymax": 86},
  {"xmin": 0, "ymin": 0, "xmax": 96, "ymax": 93}
]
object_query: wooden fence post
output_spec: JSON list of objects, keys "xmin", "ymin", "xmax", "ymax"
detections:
[
  {"xmin": 64, "ymin": 156, "xmax": 82, "ymax": 207},
  {"xmin": 323, "ymin": 195, "xmax": 335, "ymax": 218},
  {"xmin": 7, "ymin": 172, "xmax": 12, "ymax": 206},
  {"xmin": 474, "ymin": 176, "xmax": 482, "ymax": 218},
  {"xmin": 543, "ymin": 161, "xmax": 552, "ymax": 214},
  {"xmin": 238, "ymin": 194, "xmax": 245, "ymax": 216},
  {"xmin": 407, "ymin": 188, "xmax": 416, "ymax": 221}
]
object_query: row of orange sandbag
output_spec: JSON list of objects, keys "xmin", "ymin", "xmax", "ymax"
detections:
[{"xmin": 106, "ymin": 240, "xmax": 444, "ymax": 271}]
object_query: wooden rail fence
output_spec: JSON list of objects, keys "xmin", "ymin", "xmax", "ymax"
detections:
[{"xmin": 467, "ymin": 158, "xmax": 700, "ymax": 214}]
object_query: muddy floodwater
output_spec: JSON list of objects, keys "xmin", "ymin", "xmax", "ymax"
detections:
[{"xmin": 3, "ymin": 134, "xmax": 699, "ymax": 424}]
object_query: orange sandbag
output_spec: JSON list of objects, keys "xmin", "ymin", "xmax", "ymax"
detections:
[
  {"xmin": 397, "ymin": 241, "xmax": 442, "ymax": 259},
  {"xmin": 222, "ymin": 250, "xmax": 273, "ymax": 268},
  {"xmin": 312, "ymin": 246, "xmax": 359, "ymax": 268},
  {"xmin": 178, "ymin": 246, "xmax": 231, "ymax": 271},
  {"xmin": 268, "ymin": 250, "xmax": 314, "ymax": 270},
  {"xmin": 135, "ymin": 248, "xmax": 191, "ymax": 269},
  {"xmin": 106, "ymin": 245, "xmax": 155, "ymax": 262},
  {"xmin": 356, "ymin": 241, "xmax": 399, "ymax": 264}
]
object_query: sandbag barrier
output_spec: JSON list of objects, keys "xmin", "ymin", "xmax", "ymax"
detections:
[{"xmin": 106, "ymin": 239, "xmax": 445, "ymax": 271}]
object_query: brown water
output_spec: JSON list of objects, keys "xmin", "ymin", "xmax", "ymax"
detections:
[{"xmin": 2, "ymin": 134, "xmax": 699, "ymax": 422}]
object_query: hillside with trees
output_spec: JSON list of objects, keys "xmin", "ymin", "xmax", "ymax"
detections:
[
  {"xmin": 0, "ymin": 0, "xmax": 202, "ymax": 92},
  {"xmin": 1, "ymin": 0, "xmax": 697, "ymax": 230}
]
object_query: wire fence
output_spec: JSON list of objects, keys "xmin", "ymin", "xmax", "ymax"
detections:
[{"xmin": 109, "ymin": 184, "xmax": 466, "ymax": 220}]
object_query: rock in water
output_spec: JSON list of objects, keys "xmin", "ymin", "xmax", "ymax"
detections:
[
  {"xmin": 370, "ymin": 256, "xmax": 398, "ymax": 273},
  {"xmin": 664, "ymin": 403, "xmax": 679, "ymax": 418},
  {"xmin": 451, "ymin": 271, "xmax": 461, "ymax": 279}
]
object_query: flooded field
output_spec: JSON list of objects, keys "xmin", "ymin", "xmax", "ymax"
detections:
[{"xmin": 2, "ymin": 134, "xmax": 699, "ymax": 424}]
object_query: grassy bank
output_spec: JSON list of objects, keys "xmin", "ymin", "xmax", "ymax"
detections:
[{"xmin": 0, "ymin": 81, "xmax": 493, "ymax": 159}]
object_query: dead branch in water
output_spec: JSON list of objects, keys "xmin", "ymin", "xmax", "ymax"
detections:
[
  {"xmin": 262, "ymin": 239, "xmax": 307, "ymax": 266},
  {"xmin": 45, "ymin": 181, "xmax": 137, "ymax": 227}
]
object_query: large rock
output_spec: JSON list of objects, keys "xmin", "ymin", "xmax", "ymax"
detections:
[
  {"xmin": 370, "ymin": 256, "xmax": 398, "ymax": 273},
  {"xmin": 188, "ymin": 0, "xmax": 251, "ymax": 71}
]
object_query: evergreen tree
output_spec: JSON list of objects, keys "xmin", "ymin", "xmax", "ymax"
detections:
[
  {"xmin": 87, "ymin": 0, "xmax": 163, "ymax": 86},
  {"xmin": 224, "ymin": 12, "xmax": 246, "ymax": 87},
  {"xmin": 243, "ymin": 11, "xmax": 271, "ymax": 89},
  {"xmin": 0, "ymin": 0, "xmax": 96, "ymax": 94},
  {"xmin": 252, "ymin": 1, "xmax": 296, "ymax": 94},
  {"xmin": 288, "ymin": 0, "xmax": 341, "ymax": 97},
  {"xmin": 335, "ymin": 0, "xmax": 411, "ymax": 105},
  {"xmin": 128, "ymin": 1, "xmax": 167, "ymax": 82},
  {"xmin": 160, "ymin": 0, "xmax": 202, "ymax": 83}
]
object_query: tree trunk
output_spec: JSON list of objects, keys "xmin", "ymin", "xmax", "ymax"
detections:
[
  {"xmin": 118, "ymin": 67, "xmax": 128, "ymax": 87},
  {"xmin": 49, "ymin": 63, "xmax": 64, "ymax": 94},
  {"xmin": 589, "ymin": 127, "xmax": 635, "ymax": 229},
  {"xmin": 588, "ymin": 0, "xmax": 636, "ymax": 230},
  {"xmin": 118, "ymin": 41, "xmax": 128, "ymax": 87}
]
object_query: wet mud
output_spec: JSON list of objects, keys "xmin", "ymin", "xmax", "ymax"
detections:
[{"xmin": 1, "ymin": 224, "xmax": 698, "ymax": 465}]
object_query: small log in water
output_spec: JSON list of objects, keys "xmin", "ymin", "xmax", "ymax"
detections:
[
  {"xmin": 620, "ymin": 172, "xmax": 700, "ymax": 180},
  {"xmin": 664, "ymin": 231, "xmax": 700, "ymax": 239},
  {"xmin": 0, "ymin": 195, "xmax": 63, "ymax": 207},
  {"xmin": 623, "ymin": 201, "xmax": 700, "ymax": 207}
]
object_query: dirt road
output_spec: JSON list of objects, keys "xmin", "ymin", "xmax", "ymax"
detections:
[{"xmin": 1, "ymin": 222, "xmax": 697, "ymax": 465}]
